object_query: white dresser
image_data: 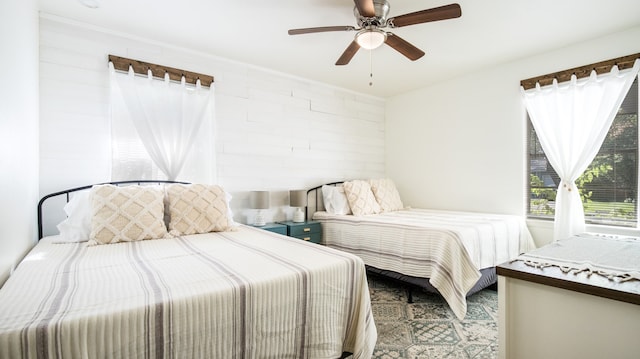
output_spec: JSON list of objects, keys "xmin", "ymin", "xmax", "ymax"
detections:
[{"xmin": 497, "ymin": 235, "xmax": 640, "ymax": 359}]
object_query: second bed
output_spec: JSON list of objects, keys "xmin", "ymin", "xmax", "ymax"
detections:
[{"xmin": 309, "ymin": 181, "xmax": 535, "ymax": 320}]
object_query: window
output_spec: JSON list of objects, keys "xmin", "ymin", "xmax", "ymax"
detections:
[
  {"xmin": 527, "ymin": 77, "xmax": 639, "ymax": 227},
  {"xmin": 108, "ymin": 57, "xmax": 215, "ymax": 184},
  {"xmin": 110, "ymin": 106, "xmax": 215, "ymax": 183}
]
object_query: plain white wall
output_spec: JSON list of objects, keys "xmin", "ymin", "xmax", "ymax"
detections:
[
  {"xmin": 0, "ymin": 0, "xmax": 39, "ymax": 285},
  {"xmin": 386, "ymin": 26, "xmax": 640, "ymax": 248},
  {"xmin": 38, "ymin": 16, "xmax": 386, "ymax": 236}
]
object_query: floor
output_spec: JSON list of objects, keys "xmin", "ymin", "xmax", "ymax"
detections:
[{"xmin": 367, "ymin": 276, "xmax": 498, "ymax": 359}]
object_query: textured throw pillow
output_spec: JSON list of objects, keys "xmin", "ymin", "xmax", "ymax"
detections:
[
  {"xmin": 166, "ymin": 184, "xmax": 232, "ymax": 235},
  {"xmin": 342, "ymin": 180, "xmax": 381, "ymax": 216},
  {"xmin": 88, "ymin": 185, "xmax": 168, "ymax": 246},
  {"xmin": 322, "ymin": 185, "xmax": 352, "ymax": 215},
  {"xmin": 369, "ymin": 178, "xmax": 404, "ymax": 212}
]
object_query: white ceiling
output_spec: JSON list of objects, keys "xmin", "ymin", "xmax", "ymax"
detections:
[{"xmin": 39, "ymin": 0, "xmax": 640, "ymax": 98}]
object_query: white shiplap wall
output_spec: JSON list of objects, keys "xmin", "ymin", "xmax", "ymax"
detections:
[{"xmin": 39, "ymin": 15, "xmax": 385, "ymax": 235}]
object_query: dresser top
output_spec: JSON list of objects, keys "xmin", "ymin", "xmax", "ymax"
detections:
[{"xmin": 498, "ymin": 239, "xmax": 640, "ymax": 306}]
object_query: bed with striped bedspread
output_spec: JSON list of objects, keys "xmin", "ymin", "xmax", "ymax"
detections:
[
  {"xmin": 0, "ymin": 225, "xmax": 377, "ymax": 358},
  {"xmin": 314, "ymin": 208, "xmax": 535, "ymax": 320}
]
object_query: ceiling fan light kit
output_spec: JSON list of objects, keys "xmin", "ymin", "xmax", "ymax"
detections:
[
  {"xmin": 356, "ymin": 28, "xmax": 387, "ymax": 50},
  {"xmin": 288, "ymin": 0, "xmax": 462, "ymax": 66}
]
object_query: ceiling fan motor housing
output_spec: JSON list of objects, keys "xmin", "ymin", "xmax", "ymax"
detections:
[
  {"xmin": 354, "ymin": 0, "xmax": 390, "ymax": 27},
  {"xmin": 288, "ymin": 1, "xmax": 461, "ymax": 65}
]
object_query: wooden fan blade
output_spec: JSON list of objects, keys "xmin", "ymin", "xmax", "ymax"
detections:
[
  {"xmin": 288, "ymin": 26, "xmax": 356, "ymax": 35},
  {"xmin": 354, "ymin": 0, "xmax": 375, "ymax": 17},
  {"xmin": 388, "ymin": 3, "xmax": 461, "ymax": 28},
  {"xmin": 336, "ymin": 41, "xmax": 361, "ymax": 66},
  {"xmin": 385, "ymin": 33, "xmax": 425, "ymax": 61}
]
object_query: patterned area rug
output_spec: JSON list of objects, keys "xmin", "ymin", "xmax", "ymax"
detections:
[{"xmin": 366, "ymin": 276, "xmax": 498, "ymax": 359}]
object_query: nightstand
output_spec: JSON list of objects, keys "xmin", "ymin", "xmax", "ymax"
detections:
[
  {"xmin": 254, "ymin": 222, "xmax": 287, "ymax": 235},
  {"xmin": 277, "ymin": 221, "xmax": 322, "ymax": 244}
]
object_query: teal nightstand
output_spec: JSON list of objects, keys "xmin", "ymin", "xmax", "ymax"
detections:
[
  {"xmin": 277, "ymin": 221, "xmax": 322, "ymax": 244},
  {"xmin": 255, "ymin": 222, "xmax": 287, "ymax": 235}
]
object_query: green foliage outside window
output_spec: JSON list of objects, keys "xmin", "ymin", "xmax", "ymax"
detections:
[{"xmin": 530, "ymin": 163, "xmax": 614, "ymax": 216}]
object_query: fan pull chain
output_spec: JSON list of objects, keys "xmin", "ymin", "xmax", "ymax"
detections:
[{"xmin": 369, "ymin": 50, "xmax": 373, "ymax": 86}]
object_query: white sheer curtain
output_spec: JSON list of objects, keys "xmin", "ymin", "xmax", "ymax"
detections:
[
  {"xmin": 109, "ymin": 62, "xmax": 215, "ymax": 182},
  {"xmin": 522, "ymin": 59, "xmax": 640, "ymax": 241}
]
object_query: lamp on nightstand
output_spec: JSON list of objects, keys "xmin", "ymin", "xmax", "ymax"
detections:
[
  {"xmin": 289, "ymin": 190, "xmax": 307, "ymax": 223},
  {"xmin": 250, "ymin": 191, "xmax": 270, "ymax": 226}
]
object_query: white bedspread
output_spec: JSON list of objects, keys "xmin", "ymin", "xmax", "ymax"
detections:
[
  {"xmin": 314, "ymin": 208, "xmax": 535, "ymax": 319},
  {"xmin": 0, "ymin": 226, "xmax": 376, "ymax": 358}
]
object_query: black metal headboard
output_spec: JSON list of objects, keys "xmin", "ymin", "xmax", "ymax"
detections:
[
  {"xmin": 305, "ymin": 181, "xmax": 344, "ymax": 220},
  {"xmin": 37, "ymin": 180, "xmax": 189, "ymax": 240}
]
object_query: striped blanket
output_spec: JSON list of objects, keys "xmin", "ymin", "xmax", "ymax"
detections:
[
  {"xmin": 314, "ymin": 208, "xmax": 535, "ymax": 319},
  {"xmin": 0, "ymin": 226, "xmax": 376, "ymax": 358}
]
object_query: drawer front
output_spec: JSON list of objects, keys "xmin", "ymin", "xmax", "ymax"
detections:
[
  {"xmin": 289, "ymin": 222, "xmax": 321, "ymax": 237},
  {"xmin": 292, "ymin": 232, "xmax": 321, "ymax": 244}
]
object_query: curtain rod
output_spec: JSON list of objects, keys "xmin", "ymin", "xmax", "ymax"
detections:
[
  {"xmin": 108, "ymin": 54, "xmax": 214, "ymax": 87},
  {"xmin": 520, "ymin": 52, "xmax": 640, "ymax": 90}
]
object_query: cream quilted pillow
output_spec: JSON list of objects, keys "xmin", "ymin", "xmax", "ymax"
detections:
[
  {"xmin": 369, "ymin": 178, "xmax": 404, "ymax": 212},
  {"xmin": 166, "ymin": 184, "xmax": 232, "ymax": 235},
  {"xmin": 88, "ymin": 185, "xmax": 168, "ymax": 246},
  {"xmin": 343, "ymin": 180, "xmax": 381, "ymax": 216}
]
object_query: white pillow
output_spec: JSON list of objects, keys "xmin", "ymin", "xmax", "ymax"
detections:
[
  {"xmin": 342, "ymin": 180, "xmax": 382, "ymax": 216},
  {"xmin": 56, "ymin": 190, "xmax": 92, "ymax": 242},
  {"xmin": 369, "ymin": 178, "xmax": 404, "ymax": 212},
  {"xmin": 224, "ymin": 191, "xmax": 238, "ymax": 227},
  {"xmin": 322, "ymin": 185, "xmax": 352, "ymax": 215}
]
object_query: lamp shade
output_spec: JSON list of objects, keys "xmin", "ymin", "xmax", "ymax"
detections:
[
  {"xmin": 249, "ymin": 191, "xmax": 270, "ymax": 209},
  {"xmin": 289, "ymin": 190, "xmax": 307, "ymax": 208}
]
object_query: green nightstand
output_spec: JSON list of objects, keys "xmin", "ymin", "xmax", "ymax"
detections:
[
  {"xmin": 277, "ymin": 221, "xmax": 322, "ymax": 244},
  {"xmin": 254, "ymin": 222, "xmax": 287, "ymax": 235}
]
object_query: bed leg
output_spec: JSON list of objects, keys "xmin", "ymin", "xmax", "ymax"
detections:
[{"xmin": 406, "ymin": 287, "xmax": 413, "ymax": 304}]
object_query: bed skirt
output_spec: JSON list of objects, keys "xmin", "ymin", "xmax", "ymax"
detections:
[{"xmin": 366, "ymin": 265, "xmax": 497, "ymax": 302}]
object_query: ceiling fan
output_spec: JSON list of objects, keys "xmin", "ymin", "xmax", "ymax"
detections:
[{"xmin": 288, "ymin": 0, "xmax": 462, "ymax": 65}]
